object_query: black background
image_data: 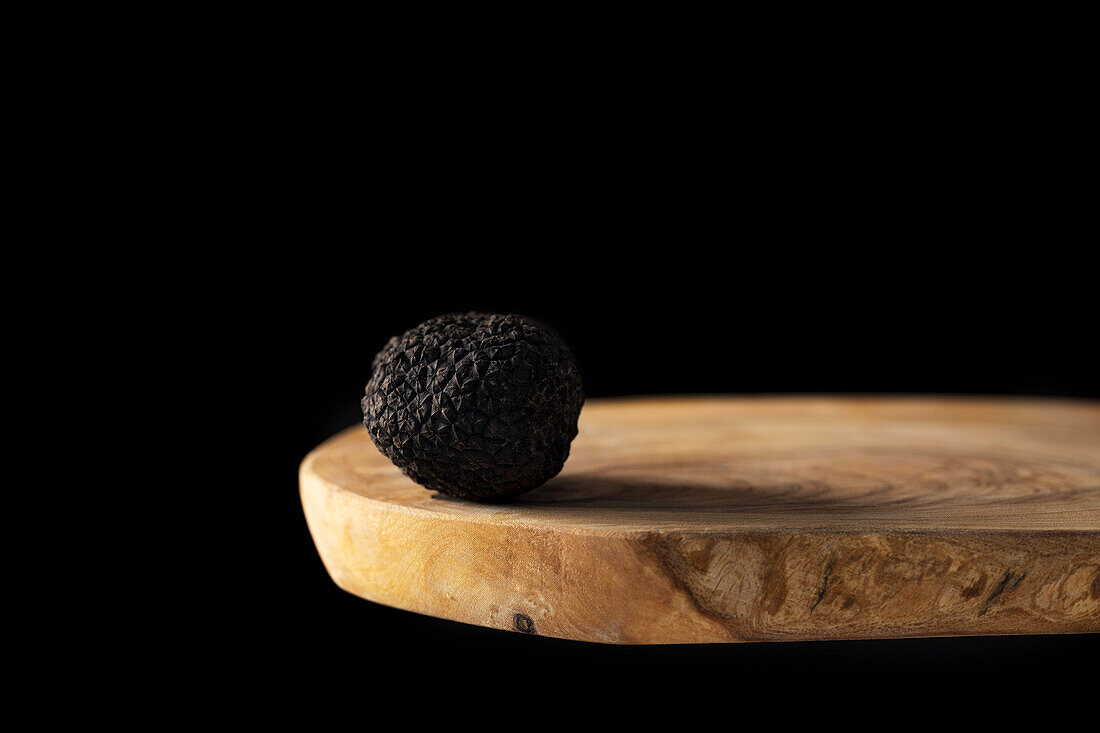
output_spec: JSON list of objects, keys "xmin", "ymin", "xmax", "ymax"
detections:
[{"xmin": 241, "ymin": 25, "xmax": 1099, "ymax": 710}]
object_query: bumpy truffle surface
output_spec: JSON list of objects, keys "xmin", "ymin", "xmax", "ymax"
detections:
[{"xmin": 362, "ymin": 312, "xmax": 584, "ymax": 501}]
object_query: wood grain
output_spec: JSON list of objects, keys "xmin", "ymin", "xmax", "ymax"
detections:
[{"xmin": 300, "ymin": 397, "xmax": 1100, "ymax": 643}]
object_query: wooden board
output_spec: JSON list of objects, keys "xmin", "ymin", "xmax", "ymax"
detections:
[{"xmin": 300, "ymin": 396, "xmax": 1100, "ymax": 643}]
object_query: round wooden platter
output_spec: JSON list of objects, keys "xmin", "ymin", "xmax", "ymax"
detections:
[{"xmin": 300, "ymin": 396, "xmax": 1100, "ymax": 644}]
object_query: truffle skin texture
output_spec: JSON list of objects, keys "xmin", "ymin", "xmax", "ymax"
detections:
[{"xmin": 362, "ymin": 312, "xmax": 584, "ymax": 501}]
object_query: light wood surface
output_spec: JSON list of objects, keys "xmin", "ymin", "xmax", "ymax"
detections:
[{"xmin": 300, "ymin": 396, "xmax": 1100, "ymax": 643}]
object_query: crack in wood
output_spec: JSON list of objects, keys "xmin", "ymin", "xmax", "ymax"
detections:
[
  {"xmin": 811, "ymin": 559, "xmax": 835, "ymax": 612},
  {"xmin": 978, "ymin": 569, "xmax": 1027, "ymax": 616}
]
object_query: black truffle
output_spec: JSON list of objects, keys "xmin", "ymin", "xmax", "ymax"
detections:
[{"xmin": 362, "ymin": 312, "xmax": 584, "ymax": 501}]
